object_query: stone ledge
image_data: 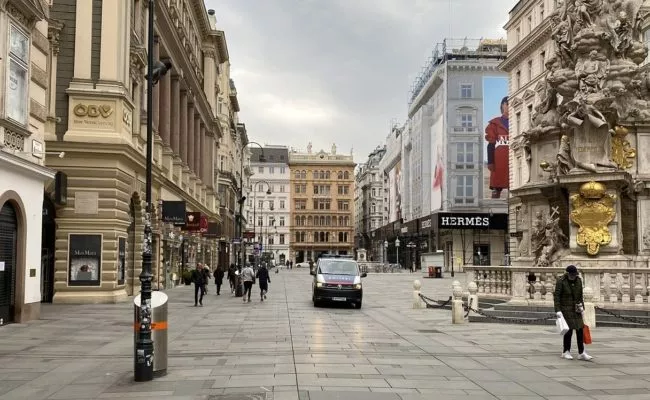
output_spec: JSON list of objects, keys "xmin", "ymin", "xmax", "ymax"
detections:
[{"xmin": 52, "ymin": 289, "xmax": 129, "ymax": 304}]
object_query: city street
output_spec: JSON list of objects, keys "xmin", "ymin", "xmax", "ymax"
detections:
[{"xmin": 1, "ymin": 269, "xmax": 650, "ymax": 400}]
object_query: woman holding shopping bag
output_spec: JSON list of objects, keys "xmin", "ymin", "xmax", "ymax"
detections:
[{"xmin": 554, "ymin": 265, "xmax": 593, "ymax": 361}]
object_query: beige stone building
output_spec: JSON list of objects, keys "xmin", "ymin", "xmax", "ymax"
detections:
[
  {"xmin": 0, "ymin": 1, "xmax": 55, "ymax": 323},
  {"xmin": 41, "ymin": 0, "xmax": 239, "ymax": 304},
  {"xmin": 289, "ymin": 144, "xmax": 355, "ymax": 263}
]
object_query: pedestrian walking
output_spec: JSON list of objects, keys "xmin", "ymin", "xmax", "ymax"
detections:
[
  {"xmin": 241, "ymin": 263, "xmax": 255, "ymax": 303},
  {"xmin": 214, "ymin": 266, "xmax": 224, "ymax": 295},
  {"xmin": 256, "ymin": 263, "xmax": 271, "ymax": 301},
  {"xmin": 201, "ymin": 264, "xmax": 211, "ymax": 297},
  {"xmin": 554, "ymin": 265, "xmax": 593, "ymax": 361},
  {"xmin": 191, "ymin": 265, "xmax": 205, "ymax": 306},
  {"xmin": 228, "ymin": 264, "xmax": 236, "ymax": 294}
]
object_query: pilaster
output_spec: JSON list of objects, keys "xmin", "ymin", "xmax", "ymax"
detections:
[
  {"xmin": 179, "ymin": 88, "xmax": 188, "ymax": 164},
  {"xmin": 170, "ymin": 75, "xmax": 181, "ymax": 154},
  {"xmin": 187, "ymin": 100, "xmax": 195, "ymax": 174},
  {"xmin": 73, "ymin": 0, "xmax": 93, "ymax": 80},
  {"xmin": 193, "ymin": 114, "xmax": 201, "ymax": 176}
]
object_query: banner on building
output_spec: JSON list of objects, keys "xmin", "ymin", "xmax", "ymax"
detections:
[
  {"xmin": 184, "ymin": 212, "xmax": 201, "ymax": 231},
  {"xmin": 482, "ymin": 76, "xmax": 510, "ymax": 199},
  {"xmin": 203, "ymin": 222, "xmax": 220, "ymax": 238},
  {"xmin": 68, "ymin": 234, "xmax": 102, "ymax": 286},
  {"xmin": 162, "ymin": 201, "xmax": 186, "ymax": 226}
]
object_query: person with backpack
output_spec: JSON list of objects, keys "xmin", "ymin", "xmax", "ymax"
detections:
[
  {"xmin": 256, "ymin": 263, "xmax": 271, "ymax": 302},
  {"xmin": 241, "ymin": 263, "xmax": 255, "ymax": 303}
]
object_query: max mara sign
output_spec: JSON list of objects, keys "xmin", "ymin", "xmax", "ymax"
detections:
[{"xmin": 438, "ymin": 213, "xmax": 507, "ymax": 230}]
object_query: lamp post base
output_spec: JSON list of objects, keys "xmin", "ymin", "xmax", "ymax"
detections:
[{"xmin": 134, "ymin": 339, "xmax": 154, "ymax": 382}]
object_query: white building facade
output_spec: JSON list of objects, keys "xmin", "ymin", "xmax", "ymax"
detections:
[
  {"xmin": 354, "ymin": 146, "xmax": 386, "ymax": 261},
  {"xmin": 249, "ymin": 146, "xmax": 290, "ymax": 265},
  {"xmin": 0, "ymin": 2, "xmax": 55, "ymax": 323}
]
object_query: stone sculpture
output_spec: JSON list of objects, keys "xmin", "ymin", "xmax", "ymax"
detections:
[{"xmin": 531, "ymin": 211, "xmax": 569, "ymax": 268}]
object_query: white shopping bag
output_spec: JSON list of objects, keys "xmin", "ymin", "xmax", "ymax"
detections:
[{"xmin": 556, "ymin": 314, "xmax": 569, "ymax": 335}]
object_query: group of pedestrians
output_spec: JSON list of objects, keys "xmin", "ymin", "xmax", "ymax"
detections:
[{"xmin": 191, "ymin": 262, "xmax": 271, "ymax": 306}]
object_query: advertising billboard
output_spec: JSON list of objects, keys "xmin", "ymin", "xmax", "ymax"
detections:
[
  {"xmin": 482, "ymin": 76, "xmax": 509, "ymax": 199},
  {"xmin": 430, "ymin": 116, "xmax": 444, "ymax": 211}
]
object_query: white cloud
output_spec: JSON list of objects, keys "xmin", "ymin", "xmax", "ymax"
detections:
[{"xmin": 253, "ymin": 93, "xmax": 339, "ymax": 125}]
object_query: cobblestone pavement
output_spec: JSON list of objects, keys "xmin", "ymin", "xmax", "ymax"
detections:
[{"xmin": 1, "ymin": 269, "xmax": 650, "ymax": 400}]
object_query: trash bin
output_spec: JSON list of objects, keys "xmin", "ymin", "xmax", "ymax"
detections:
[
  {"xmin": 428, "ymin": 266, "xmax": 434, "ymax": 278},
  {"xmin": 434, "ymin": 266, "xmax": 443, "ymax": 278},
  {"xmin": 134, "ymin": 291, "xmax": 168, "ymax": 377}
]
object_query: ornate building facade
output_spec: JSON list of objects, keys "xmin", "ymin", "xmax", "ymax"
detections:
[
  {"xmin": 354, "ymin": 146, "xmax": 385, "ymax": 261},
  {"xmin": 0, "ymin": 1, "xmax": 55, "ymax": 323},
  {"xmin": 289, "ymin": 144, "xmax": 355, "ymax": 263},
  {"xmin": 43, "ymin": 0, "xmax": 235, "ymax": 303}
]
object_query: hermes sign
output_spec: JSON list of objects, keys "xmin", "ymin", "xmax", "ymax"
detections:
[{"xmin": 438, "ymin": 213, "xmax": 508, "ymax": 230}]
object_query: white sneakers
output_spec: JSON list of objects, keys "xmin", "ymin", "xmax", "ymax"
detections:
[{"xmin": 561, "ymin": 351, "xmax": 593, "ymax": 361}]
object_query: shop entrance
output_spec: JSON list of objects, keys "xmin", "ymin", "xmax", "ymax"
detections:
[
  {"xmin": 0, "ymin": 202, "xmax": 18, "ymax": 324},
  {"xmin": 41, "ymin": 197, "xmax": 56, "ymax": 303}
]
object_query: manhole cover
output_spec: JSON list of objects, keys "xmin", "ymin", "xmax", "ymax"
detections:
[{"xmin": 209, "ymin": 393, "xmax": 273, "ymax": 400}]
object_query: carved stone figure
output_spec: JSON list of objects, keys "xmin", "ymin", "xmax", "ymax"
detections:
[
  {"xmin": 551, "ymin": 15, "xmax": 574, "ymax": 67},
  {"xmin": 612, "ymin": 11, "xmax": 633, "ymax": 56},
  {"xmin": 576, "ymin": 51, "xmax": 609, "ymax": 96},
  {"xmin": 531, "ymin": 211, "xmax": 569, "ymax": 267},
  {"xmin": 557, "ymin": 135, "xmax": 576, "ymax": 175},
  {"xmin": 643, "ymin": 226, "xmax": 650, "ymax": 249}
]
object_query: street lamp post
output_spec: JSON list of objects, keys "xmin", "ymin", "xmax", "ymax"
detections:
[
  {"xmin": 236, "ymin": 142, "xmax": 265, "ymax": 268},
  {"xmin": 135, "ymin": 0, "xmax": 172, "ymax": 383},
  {"xmin": 407, "ymin": 241, "xmax": 417, "ymax": 272},
  {"xmin": 395, "ymin": 238, "xmax": 401, "ymax": 267}
]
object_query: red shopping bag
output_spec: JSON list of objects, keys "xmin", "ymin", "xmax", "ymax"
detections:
[{"xmin": 583, "ymin": 325, "xmax": 592, "ymax": 344}]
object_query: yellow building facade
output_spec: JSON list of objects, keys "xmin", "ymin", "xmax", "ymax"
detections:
[{"xmin": 288, "ymin": 145, "xmax": 355, "ymax": 263}]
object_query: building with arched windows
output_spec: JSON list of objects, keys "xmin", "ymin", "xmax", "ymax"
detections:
[{"xmin": 288, "ymin": 144, "xmax": 355, "ymax": 263}]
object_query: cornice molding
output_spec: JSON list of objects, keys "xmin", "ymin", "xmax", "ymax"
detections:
[{"xmin": 500, "ymin": 19, "xmax": 552, "ymax": 72}]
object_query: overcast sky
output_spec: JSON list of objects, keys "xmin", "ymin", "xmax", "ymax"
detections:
[{"xmin": 205, "ymin": 0, "xmax": 511, "ymax": 162}]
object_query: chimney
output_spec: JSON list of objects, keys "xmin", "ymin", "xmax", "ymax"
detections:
[{"xmin": 207, "ymin": 9, "xmax": 216, "ymax": 29}]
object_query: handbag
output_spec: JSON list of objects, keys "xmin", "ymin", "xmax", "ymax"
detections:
[
  {"xmin": 556, "ymin": 314, "xmax": 569, "ymax": 335},
  {"xmin": 583, "ymin": 325, "xmax": 592, "ymax": 344}
]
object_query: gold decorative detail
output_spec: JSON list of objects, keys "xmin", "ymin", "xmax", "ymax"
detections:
[
  {"xmin": 73, "ymin": 104, "xmax": 114, "ymax": 118},
  {"xmin": 570, "ymin": 181, "xmax": 616, "ymax": 255},
  {"xmin": 610, "ymin": 126, "xmax": 636, "ymax": 169}
]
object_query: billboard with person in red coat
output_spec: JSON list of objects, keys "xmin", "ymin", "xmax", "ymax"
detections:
[{"xmin": 483, "ymin": 77, "xmax": 509, "ymax": 199}]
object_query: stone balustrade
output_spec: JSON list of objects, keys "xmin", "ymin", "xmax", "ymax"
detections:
[{"xmin": 463, "ymin": 265, "xmax": 650, "ymax": 309}]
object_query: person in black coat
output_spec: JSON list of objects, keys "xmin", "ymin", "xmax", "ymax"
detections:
[
  {"xmin": 227, "ymin": 264, "xmax": 236, "ymax": 294},
  {"xmin": 256, "ymin": 264, "xmax": 271, "ymax": 302},
  {"xmin": 191, "ymin": 265, "xmax": 205, "ymax": 306},
  {"xmin": 214, "ymin": 266, "xmax": 225, "ymax": 295}
]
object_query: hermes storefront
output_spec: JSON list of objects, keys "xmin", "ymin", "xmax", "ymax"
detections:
[{"xmin": 437, "ymin": 212, "xmax": 509, "ymax": 272}]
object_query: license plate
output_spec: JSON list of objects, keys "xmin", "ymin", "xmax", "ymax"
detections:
[{"xmin": 332, "ymin": 297, "xmax": 346, "ymax": 302}]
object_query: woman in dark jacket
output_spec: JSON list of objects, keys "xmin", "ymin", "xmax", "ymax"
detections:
[
  {"xmin": 256, "ymin": 264, "xmax": 271, "ymax": 302},
  {"xmin": 554, "ymin": 265, "xmax": 592, "ymax": 361},
  {"xmin": 214, "ymin": 267, "xmax": 225, "ymax": 295},
  {"xmin": 227, "ymin": 264, "xmax": 236, "ymax": 294}
]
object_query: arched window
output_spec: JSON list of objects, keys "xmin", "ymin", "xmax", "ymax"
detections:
[
  {"xmin": 338, "ymin": 216, "xmax": 344, "ymax": 226},
  {"xmin": 295, "ymin": 170, "xmax": 301, "ymax": 179},
  {"xmin": 338, "ymin": 232, "xmax": 344, "ymax": 242},
  {"xmin": 301, "ymin": 216, "xmax": 306, "ymax": 226},
  {"xmin": 325, "ymin": 171, "xmax": 330, "ymax": 179},
  {"xmin": 314, "ymin": 217, "xmax": 320, "ymax": 226},
  {"xmin": 301, "ymin": 170, "xmax": 307, "ymax": 179},
  {"xmin": 371, "ymin": 202, "xmax": 376, "ymax": 213},
  {"xmin": 325, "ymin": 232, "xmax": 330, "ymax": 242},
  {"xmin": 344, "ymin": 216, "xmax": 349, "ymax": 226},
  {"xmin": 344, "ymin": 171, "xmax": 349, "ymax": 180},
  {"xmin": 319, "ymin": 171, "xmax": 325, "ymax": 179},
  {"xmin": 325, "ymin": 216, "xmax": 331, "ymax": 226},
  {"xmin": 320, "ymin": 216, "xmax": 325, "ymax": 226},
  {"xmin": 307, "ymin": 216, "xmax": 313, "ymax": 226},
  {"xmin": 337, "ymin": 171, "xmax": 343, "ymax": 179},
  {"xmin": 320, "ymin": 232, "xmax": 325, "ymax": 242},
  {"xmin": 295, "ymin": 216, "xmax": 300, "ymax": 226}
]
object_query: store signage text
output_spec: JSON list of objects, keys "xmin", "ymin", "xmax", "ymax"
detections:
[{"xmin": 440, "ymin": 216, "xmax": 490, "ymax": 228}]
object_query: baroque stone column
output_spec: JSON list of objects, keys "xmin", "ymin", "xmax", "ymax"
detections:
[
  {"xmin": 187, "ymin": 100, "xmax": 195, "ymax": 171},
  {"xmin": 159, "ymin": 69, "xmax": 171, "ymax": 146},
  {"xmin": 199, "ymin": 124, "xmax": 206, "ymax": 181},
  {"xmin": 194, "ymin": 115, "xmax": 201, "ymax": 176},
  {"xmin": 170, "ymin": 76, "xmax": 181, "ymax": 154},
  {"xmin": 179, "ymin": 88, "xmax": 188, "ymax": 163}
]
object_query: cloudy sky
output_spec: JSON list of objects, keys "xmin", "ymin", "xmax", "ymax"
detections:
[{"xmin": 204, "ymin": 0, "xmax": 512, "ymax": 162}]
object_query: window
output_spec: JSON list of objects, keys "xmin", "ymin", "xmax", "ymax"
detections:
[
  {"xmin": 268, "ymin": 236, "xmax": 275, "ymax": 245},
  {"xmin": 6, "ymin": 24, "xmax": 29, "ymax": 125},
  {"xmin": 337, "ymin": 171, "xmax": 343, "ymax": 179},
  {"xmin": 280, "ymin": 200, "xmax": 285, "ymax": 209},
  {"xmin": 280, "ymin": 167, "xmax": 286, "ymax": 174},
  {"xmin": 371, "ymin": 188, "xmax": 376, "ymax": 197},
  {"xmin": 371, "ymin": 203, "xmax": 376, "ymax": 213},
  {"xmin": 540, "ymin": 3, "xmax": 545, "ymax": 20},
  {"xmin": 527, "ymin": 104, "xmax": 534, "ymax": 128},
  {"xmin": 279, "ymin": 217, "xmax": 285, "ymax": 226},
  {"xmin": 455, "ymin": 143, "xmax": 475, "ymax": 169},
  {"xmin": 473, "ymin": 244, "xmax": 490, "ymax": 266},
  {"xmin": 279, "ymin": 185, "xmax": 285, "ymax": 193},
  {"xmin": 257, "ymin": 216, "xmax": 263, "ymax": 226},
  {"xmin": 460, "ymin": 113, "xmax": 473, "ymax": 128},
  {"xmin": 269, "ymin": 166, "xmax": 274, "ymax": 174},
  {"xmin": 454, "ymin": 175, "xmax": 474, "ymax": 204},
  {"xmin": 527, "ymin": 14, "xmax": 533, "ymax": 33},
  {"xmin": 295, "ymin": 199, "xmax": 306, "ymax": 210},
  {"xmin": 279, "ymin": 234, "xmax": 285, "ymax": 245},
  {"xmin": 258, "ymin": 200, "xmax": 263, "ymax": 209},
  {"xmin": 527, "ymin": 59, "xmax": 533, "ymax": 82},
  {"xmin": 268, "ymin": 200, "xmax": 274, "ymax": 210},
  {"xmin": 344, "ymin": 171, "xmax": 349, "ymax": 180},
  {"xmin": 337, "ymin": 200, "xmax": 350, "ymax": 210},
  {"xmin": 516, "ymin": 27, "xmax": 521, "ymax": 42},
  {"xmin": 294, "ymin": 170, "xmax": 301, "ymax": 179},
  {"xmin": 219, "ymin": 155, "xmax": 225, "ymax": 171},
  {"xmin": 460, "ymin": 84, "xmax": 472, "ymax": 98},
  {"xmin": 258, "ymin": 166, "xmax": 264, "ymax": 173},
  {"xmin": 516, "ymin": 70, "xmax": 521, "ymax": 90},
  {"xmin": 247, "ymin": 199, "xmax": 252, "ymax": 207},
  {"xmin": 301, "ymin": 170, "xmax": 306, "ymax": 179},
  {"xmin": 515, "ymin": 112, "xmax": 521, "ymax": 135},
  {"xmin": 325, "ymin": 171, "xmax": 330, "ymax": 179},
  {"xmin": 540, "ymin": 51, "xmax": 546, "ymax": 72}
]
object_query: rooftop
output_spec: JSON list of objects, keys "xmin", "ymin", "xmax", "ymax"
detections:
[{"xmin": 250, "ymin": 146, "xmax": 289, "ymax": 164}]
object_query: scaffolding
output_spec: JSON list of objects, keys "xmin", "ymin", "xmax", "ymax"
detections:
[{"xmin": 408, "ymin": 38, "xmax": 507, "ymax": 105}]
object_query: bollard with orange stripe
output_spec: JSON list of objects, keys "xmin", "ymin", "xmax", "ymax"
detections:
[{"xmin": 134, "ymin": 321, "xmax": 168, "ymax": 332}]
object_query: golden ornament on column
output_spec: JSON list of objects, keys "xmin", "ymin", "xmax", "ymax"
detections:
[
  {"xmin": 569, "ymin": 181, "xmax": 616, "ymax": 255},
  {"xmin": 610, "ymin": 126, "xmax": 636, "ymax": 169}
]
